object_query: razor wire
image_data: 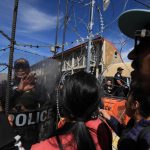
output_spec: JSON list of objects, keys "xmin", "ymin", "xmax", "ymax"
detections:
[
  {"xmin": 0, "ymin": 66, "xmax": 8, "ymax": 72},
  {"xmin": 0, "ymin": 46, "xmax": 11, "ymax": 52},
  {"xmin": 104, "ymin": 0, "xmax": 129, "ymax": 30}
]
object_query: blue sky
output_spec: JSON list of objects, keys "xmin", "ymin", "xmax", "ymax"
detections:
[{"xmin": 0, "ymin": 0, "xmax": 150, "ymax": 70}]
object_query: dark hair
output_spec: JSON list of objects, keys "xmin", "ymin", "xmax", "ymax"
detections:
[
  {"xmin": 55, "ymin": 71, "xmax": 100, "ymax": 150},
  {"xmin": 130, "ymin": 84, "xmax": 150, "ymax": 118},
  {"xmin": 14, "ymin": 58, "xmax": 30, "ymax": 69},
  {"xmin": 117, "ymin": 67, "xmax": 124, "ymax": 71}
]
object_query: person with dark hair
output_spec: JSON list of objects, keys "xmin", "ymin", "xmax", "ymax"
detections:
[
  {"xmin": 100, "ymin": 84, "xmax": 150, "ymax": 150},
  {"xmin": 113, "ymin": 67, "xmax": 125, "ymax": 97},
  {"xmin": 31, "ymin": 71, "xmax": 112, "ymax": 150},
  {"xmin": 11, "ymin": 58, "xmax": 37, "ymax": 111},
  {"xmin": 118, "ymin": 84, "xmax": 150, "ymax": 150},
  {"xmin": 0, "ymin": 71, "xmax": 112, "ymax": 150},
  {"xmin": 10, "ymin": 58, "xmax": 41, "ymax": 149},
  {"xmin": 118, "ymin": 9, "xmax": 150, "ymax": 94},
  {"xmin": 100, "ymin": 9, "xmax": 150, "ymax": 150},
  {"xmin": 118, "ymin": 9, "xmax": 150, "ymax": 149},
  {"xmin": 103, "ymin": 80, "xmax": 113, "ymax": 96},
  {"xmin": 12, "ymin": 58, "xmax": 57, "ymax": 144}
]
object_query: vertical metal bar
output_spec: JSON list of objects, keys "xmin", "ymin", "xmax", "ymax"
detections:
[
  {"xmin": 5, "ymin": 0, "xmax": 19, "ymax": 114},
  {"xmin": 61, "ymin": 0, "xmax": 69, "ymax": 72},
  {"xmin": 86, "ymin": 0, "xmax": 95, "ymax": 72},
  {"xmin": 54, "ymin": 0, "xmax": 61, "ymax": 56}
]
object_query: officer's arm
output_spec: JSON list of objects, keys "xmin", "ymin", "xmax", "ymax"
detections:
[
  {"xmin": 115, "ymin": 74, "xmax": 123, "ymax": 86},
  {"xmin": 116, "ymin": 80, "xmax": 123, "ymax": 86}
]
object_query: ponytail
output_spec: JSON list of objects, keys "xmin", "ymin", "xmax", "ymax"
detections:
[
  {"xmin": 53, "ymin": 121, "xmax": 96, "ymax": 150},
  {"xmin": 72, "ymin": 121, "xmax": 96, "ymax": 150}
]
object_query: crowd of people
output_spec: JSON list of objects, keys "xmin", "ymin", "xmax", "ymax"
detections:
[{"xmin": 0, "ymin": 8, "xmax": 150, "ymax": 150}]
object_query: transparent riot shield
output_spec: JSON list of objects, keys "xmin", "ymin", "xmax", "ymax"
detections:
[{"xmin": 30, "ymin": 58, "xmax": 61, "ymax": 140}]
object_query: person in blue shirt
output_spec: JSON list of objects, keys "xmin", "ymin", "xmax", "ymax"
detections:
[
  {"xmin": 100, "ymin": 8, "xmax": 150, "ymax": 150},
  {"xmin": 100, "ymin": 83, "xmax": 150, "ymax": 150}
]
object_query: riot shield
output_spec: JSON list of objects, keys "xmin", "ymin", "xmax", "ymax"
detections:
[
  {"xmin": 30, "ymin": 58, "xmax": 61, "ymax": 140},
  {"xmin": 1, "ymin": 57, "xmax": 61, "ymax": 149}
]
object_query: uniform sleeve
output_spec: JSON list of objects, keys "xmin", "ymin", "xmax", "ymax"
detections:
[{"xmin": 114, "ymin": 73, "xmax": 121, "ymax": 80}]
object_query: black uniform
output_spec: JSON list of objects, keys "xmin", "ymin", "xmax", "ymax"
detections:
[
  {"xmin": 114, "ymin": 72, "xmax": 124, "ymax": 97},
  {"xmin": 10, "ymin": 80, "xmax": 49, "ymax": 150},
  {"xmin": 11, "ymin": 89, "xmax": 39, "ymax": 149}
]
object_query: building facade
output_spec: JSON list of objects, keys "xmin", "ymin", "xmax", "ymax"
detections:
[{"xmin": 54, "ymin": 37, "xmax": 123, "ymax": 76}]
